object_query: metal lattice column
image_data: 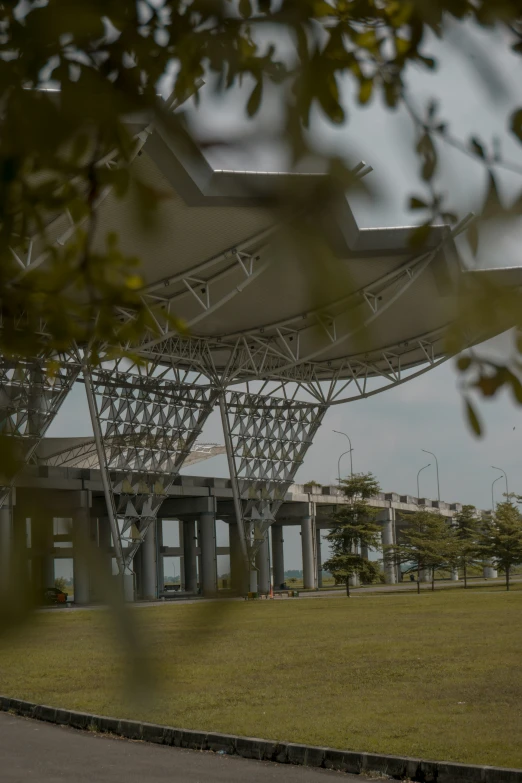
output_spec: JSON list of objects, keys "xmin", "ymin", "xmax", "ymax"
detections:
[
  {"xmin": 83, "ymin": 366, "xmax": 217, "ymax": 591},
  {"xmin": 220, "ymin": 390, "xmax": 326, "ymax": 587},
  {"xmin": 0, "ymin": 356, "xmax": 79, "ymax": 506}
]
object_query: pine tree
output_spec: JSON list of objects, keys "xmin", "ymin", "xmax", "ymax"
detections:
[
  {"xmin": 323, "ymin": 473, "xmax": 382, "ymax": 597},
  {"xmin": 480, "ymin": 502, "xmax": 522, "ymax": 591},
  {"xmin": 453, "ymin": 505, "xmax": 482, "ymax": 588},
  {"xmin": 389, "ymin": 510, "xmax": 458, "ymax": 593}
]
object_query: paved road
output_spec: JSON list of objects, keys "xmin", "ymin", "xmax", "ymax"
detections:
[
  {"xmin": 41, "ymin": 574, "xmax": 519, "ymax": 613},
  {"xmin": 0, "ymin": 713, "xmax": 374, "ymax": 782}
]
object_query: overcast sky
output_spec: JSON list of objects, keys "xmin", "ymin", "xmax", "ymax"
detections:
[{"xmin": 53, "ymin": 19, "xmax": 522, "ymax": 574}]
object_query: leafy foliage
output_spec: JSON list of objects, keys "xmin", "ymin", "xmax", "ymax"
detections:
[
  {"xmin": 389, "ymin": 509, "xmax": 459, "ymax": 592},
  {"xmin": 480, "ymin": 502, "xmax": 522, "ymax": 591},
  {"xmin": 323, "ymin": 472, "xmax": 382, "ymax": 595},
  {"xmin": 453, "ymin": 504, "xmax": 482, "ymax": 588}
]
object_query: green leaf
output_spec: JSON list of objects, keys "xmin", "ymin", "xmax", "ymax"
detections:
[
  {"xmin": 457, "ymin": 356, "xmax": 472, "ymax": 372},
  {"xmin": 358, "ymin": 79, "xmax": 373, "ymax": 105},
  {"xmin": 409, "ymin": 196, "xmax": 428, "ymax": 210},
  {"xmin": 465, "ymin": 398, "xmax": 482, "ymax": 437},
  {"xmin": 510, "ymin": 108, "xmax": 522, "ymax": 143},
  {"xmin": 246, "ymin": 80, "xmax": 263, "ymax": 117}
]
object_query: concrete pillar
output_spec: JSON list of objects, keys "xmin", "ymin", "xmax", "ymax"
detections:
[
  {"xmin": 255, "ymin": 532, "xmax": 270, "ymax": 594},
  {"xmin": 97, "ymin": 517, "xmax": 113, "ymax": 581},
  {"xmin": 249, "ymin": 569, "xmax": 258, "ymax": 593},
  {"xmin": 451, "ymin": 567, "xmax": 459, "ymax": 581},
  {"xmin": 316, "ymin": 527, "xmax": 323, "ymax": 588},
  {"xmin": 483, "ymin": 560, "xmax": 498, "ymax": 579},
  {"xmin": 198, "ymin": 511, "xmax": 217, "ymax": 597},
  {"xmin": 73, "ymin": 506, "xmax": 91, "ymax": 605},
  {"xmin": 271, "ymin": 524, "xmax": 285, "ymax": 589},
  {"xmin": 301, "ymin": 515, "xmax": 317, "ymax": 589},
  {"xmin": 183, "ymin": 519, "xmax": 198, "ymax": 593},
  {"xmin": 380, "ymin": 509, "xmax": 397, "ymax": 584},
  {"xmin": 141, "ymin": 520, "xmax": 157, "ymax": 600},
  {"xmin": 133, "ymin": 546, "xmax": 143, "ymax": 598},
  {"xmin": 0, "ymin": 494, "xmax": 14, "ymax": 594},
  {"xmin": 229, "ymin": 523, "xmax": 247, "ymax": 595},
  {"xmin": 156, "ymin": 519, "xmax": 164, "ymax": 593},
  {"xmin": 12, "ymin": 500, "xmax": 30, "ymax": 582},
  {"xmin": 419, "ymin": 568, "xmax": 432, "ymax": 582},
  {"xmin": 179, "ymin": 521, "xmax": 185, "ymax": 589}
]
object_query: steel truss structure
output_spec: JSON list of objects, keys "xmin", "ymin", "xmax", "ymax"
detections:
[
  {"xmin": 0, "ymin": 355, "xmax": 79, "ymax": 506},
  {"xmin": 83, "ymin": 365, "xmax": 218, "ymax": 570},
  {"xmin": 1, "ymin": 105, "xmax": 488, "ymax": 594},
  {"xmin": 220, "ymin": 390, "xmax": 326, "ymax": 571}
]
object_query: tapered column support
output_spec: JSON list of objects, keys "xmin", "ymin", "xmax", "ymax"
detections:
[
  {"xmin": 220, "ymin": 391, "xmax": 327, "ymax": 597},
  {"xmin": 0, "ymin": 491, "xmax": 15, "ymax": 595},
  {"xmin": 83, "ymin": 364, "xmax": 217, "ymax": 595},
  {"xmin": 72, "ymin": 491, "xmax": 92, "ymax": 606},
  {"xmin": 198, "ymin": 510, "xmax": 218, "ymax": 597},
  {"xmin": 271, "ymin": 524, "xmax": 285, "ymax": 589},
  {"xmin": 83, "ymin": 366, "xmax": 124, "ymax": 578},
  {"xmin": 316, "ymin": 527, "xmax": 323, "ymax": 588},
  {"xmin": 229, "ymin": 523, "xmax": 247, "ymax": 595}
]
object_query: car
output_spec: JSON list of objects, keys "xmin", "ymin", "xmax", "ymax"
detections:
[{"xmin": 43, "ymin": 586, "xmax": 68, "ymax": 605}]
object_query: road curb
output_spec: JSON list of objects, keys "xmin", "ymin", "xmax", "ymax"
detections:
[{"xmin": 1, "ymin": 695, "xmax": 521, "ymax": 782}]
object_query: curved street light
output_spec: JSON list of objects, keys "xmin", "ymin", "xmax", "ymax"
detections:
[
  {"xmin": 337, "ymin": 449, "xmax": 353, "ymax": 486},
  {"xmin": 491, "ymin": 474, "xmax": 502, "ymax": 513},
  {"xmin": 491, "ymin": 465, "xmax": 509, "ymax": 501},
  {"xmin": 417, "ymin": 463, "xmax": 431, "ymax": 500},
  {"xmin": 421, "ymin": 449, "xmax": 440, "ymax": 502},
  {"xmin": 333, "ymin": 430, "xmax": 353, "ymax": 476}
]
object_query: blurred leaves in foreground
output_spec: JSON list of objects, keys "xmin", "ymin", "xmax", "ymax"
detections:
[{"xmin": 1, "ymin": 1, "xmax": 522, "ymax": 677}]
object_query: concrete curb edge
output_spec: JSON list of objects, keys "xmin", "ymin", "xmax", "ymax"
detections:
[{"xmin": 1, "ymin": 695, "xmax": 520, "ymax": 783}]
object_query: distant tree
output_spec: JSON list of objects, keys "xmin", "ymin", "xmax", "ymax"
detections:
[
  {"xmin": 453, "ymin": 505, "xmax": 482, "ymax": 588},
  {"xmin": 54, "ymin": 577, "xmax": 67, "ymax": 592},
  {"xmin": 323, "ymin": 473, "xmax": 382, "ymax": 597},
  {"xmin": 389, "ymin": 510, "xmax": 458, "ymax": 593},
  {"xmin": 480, "ymin": 502, "xmax": 522, "ymax": 591}
]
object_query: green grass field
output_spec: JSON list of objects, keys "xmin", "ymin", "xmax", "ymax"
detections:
[{"xmin": 1, "ymin": 590, "xmax": 521, "ymax": 768}]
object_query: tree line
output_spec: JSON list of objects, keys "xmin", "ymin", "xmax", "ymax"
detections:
[{"xmin": 323, "ymin": 473, "xmax": 522, "ymax": 595}]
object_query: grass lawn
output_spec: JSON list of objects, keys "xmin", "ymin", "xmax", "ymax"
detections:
[{"xmin": 1, "ymin": 590, "xmax": 521, "ymax": 768}]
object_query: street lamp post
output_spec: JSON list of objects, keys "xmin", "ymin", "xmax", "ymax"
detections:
[
  {"xmin": 421, "ymin": 449, "xmax": 440, "ymax": 502},
  {"xmin": 417, "ymin": 463, "xmax": 431, "ymax": 500},
  {"xmin": 333, "ymin": 430, "xmax": 353, "ymax": 476},
  {"xmin": 337, "ymin": 449, "xmax": 353, "ymax": 486},
  {"xmin": 491, "ymin": 475, "xmax": 502, "ymax": 513},
  {"xmin": 491, "ymin": 465, "xmax": 509, "ymax": 501}
]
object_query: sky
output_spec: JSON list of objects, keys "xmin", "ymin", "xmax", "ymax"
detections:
[{"xmin": 52, "ymin": 19, "xmax": 522, "ymax": 574}]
